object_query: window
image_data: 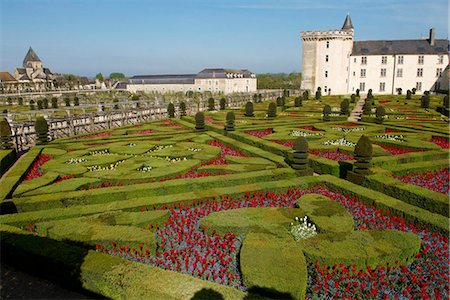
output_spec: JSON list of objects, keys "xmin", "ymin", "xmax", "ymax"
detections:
[
  {"xmin": 353, "ymin": 71, "xmax": 356, "ymax": 76},
  {"xmin": 381, "ymin": 56, "xmax": 387, "ymax": 64},
  {"xmin": 326, "ymin": 41, "xmax": 330, "ymax": 48},
  {"xmin": 397, "ymin": 68, "xmax": 403, "ymax": 77},
  {"xmin": 436, "ymin": 68, "xmax": 443, "ymax": 77},
  {"xmin": 380, "ymin": 69, "xmax": 386, "ymax": 77},
  {"xmin": 360, "ymin": 82, "xmax": 366, "ymax": 92},
  {"xmin": 325, "ymin": 55, "xmax": 329, "ymax": 62},
  {"xmin": 325, "ymin": 71, "xmax": 328, "ymax": 78},
  {"xmin": 361, "ymin": 57, "xmax": 367, "ymax": 65},
  {"xmin": 417, "ymin": 68, "xmax": 423, "ymax": 77},
  {"xmin": 354, "ymin": 58, "xmax": 357, "ymax": 63},
  {"xmin": 397, "ymin": 56, "xmax": 404, "ymax": 64},
  {"xmin": 438, "ymin": 55, "xmax": 444, "ymax": 64},
  {"xmin": 379, "ymin": 82, "xmax": 386, "ymax": 92},
  {"xmin": 418, "ymin": 55, "xmax": 424, "ymax": 64},
  {"xmin": 416, "ymin": 82, "xmax": 422, "ymax": 91},
  {"xmin": 324, "ymin": 86, "xmax": 328, "ymax": 92},
  {"xmin": 360, "ymin": 69, "xmax": 366, "ymax": 77}
]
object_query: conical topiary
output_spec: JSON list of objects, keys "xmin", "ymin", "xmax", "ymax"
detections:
[
  {"xmin": 363, "ymin": 99, "xmax": 372, "ymax": 115},
  {"xmin": 225, "ymin": 111, "xmax": 235, "ymax": 131},
  {"xmin": 35, "ymin": 116, "xmax": 49, "ymax": 144},
  {"xmin": 167, "ymin": 103, "xmax": 175, "ymax": 118},
  {"xmin": 353, "ymin": 135, "xmax": 372, "ymax": 175},
  {"xmin": 276, "ymin": 97, "xmax": 283, "ymax": 107},
  {"xmin": 302, "ymin": 90, "xmax": 309, "ymax": 100},
  {"xmin": 267, "ymin": 102, "xmax": 277, "ymax": 118},
  {"xmin": 244, "ymin": 101, "xmax": 254, "ymax": 117},
  {"xmin": 421, "ymin": 93, "xmax": 430, "ymax": 108},
  {"xmin": 0, "ymin": 117, "xmax": 13, "ymax": 149},
  {"xmin": 315, "ymin": 87, "xmax": 322, "ymax": 100},
  {"xmin": 340, "ymin": 99, "xmax": 350, "ymax": 115},
  {"xmin": 74, "ymin": 97, "xmax": 80, "ymax": 106},
  {"xmin": 323, "ymin": 105, "xmax": 331, "ymax": 121},
  {"xmin": 375, "ymin": 106, "xmax": 385, "ymax": 124},
  {"xmin": 29, "ymin": 100, "xmax": 35, "ymax": 110},
  {"xmin": 195, "ymin": 112, "xmax": 205, "ymax": 131},
  {"xmin": 179, "ymin": 101, "xmax": 187, "ymax": 116},
  {"xmin": 42, "ymin": 98, "xmax": 49, "ymax": 109},
  {"xmin": 294, "ymin": 96, "xmax": 303, "ymax": 107},
  {"xmin": 288, "ymin": 137, "xmax": 313, "ymax": 176},
  {"xmin": 406, "ymin": 90, "xmax": 412, "ymax": 100},
  {"xmin": 51, "ymin": 97, "xmax": 58, "ymax": 109},
  {"xmin": 208, "ymin": 98, "xmax": 215, "ymax": 111},
  {"xmin": 220, "ymin": 98, "xmax": 226, "ymax": 110}
]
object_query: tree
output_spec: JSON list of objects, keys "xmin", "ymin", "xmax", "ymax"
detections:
[
  {"xmin": 220, "ymin": 98, "xmax": 226, "ymax": 110},
  {"xmin": 0, "ymin": 117, "xmax": 13, "ymax": 149},
  {"xmin": 225, "ymin": 112, "xmax": 235, "ymax": 131},
  {"xmin": 375, "ymin": 106, "xmax": 385, "ymax": 124},
  {"xmin": 294, "ymin": 96, "xmax": 303, "ymax": 107},
  {"xmin": 167, "ymin": 103, "xmax": 175, "ymax": 118},
  {"xmin": 315, "ymin": 87, "xmax": 322, "ymax": 100},
  {"xmin": 267, "ymin": 102, "xmax": 277, "ymax": 118},
  {"xmin": 323, "ymin": 105, "xmax": 331, "ymax": 121},
  {"xmin": 35, "ymin": 116, "xmax": 49, "ymax": 144},
  {"xmin": 74, "ymin": 97, "xmax": 80, "ymax": 106},
  {"xmin": 244, "ymin": 101, "xmax": 254, "ymax": 117},
  {"xmin": 96, "ymin": 73, "xmax": 104, "ymax": 82},
  {"xmin": 18, "ymin": 97, "xmax": 23, "ymax": 106},
  {"xmin": 406, "ymin": 90, "xmax": 412, "ymax": 100},
  {"xmin": 179, "ymin": 101, "xmax": 187, "ymax": 117},
  {"xmin": 195, "ymin": 112, "xmax": 205, "ymax": 131},
  {"xmin": 289, "ymin": 137, "xmax": 313, "ymax": 176},
  {"xmin": 64, "ymin": 97, "xmax": 71, "ymax": 107},
  {"xmin": 256, "ymin": 73, "xmax": 301, "ymax": 89},
  {"xmin": 208, "ymin": 98, "xmax": 215, "ymax": 111},
  {"xmin": 340, "ymin": 99, "xmax": 350, "ymax": 115},
  {"xmin": 29, "ymin": 100, "xmax": 35, "ymax": 110},
  {"xmin": 42, "ymin": 98, "xmax": 49, "ymax": 109},
  {"xmin": 51, "ymin": 97, "xmax": 58, "ymax": 109},
  {"xmin": 37, "ymin": 100, "xmax": 43, "ymax": 110},
  {"xmin": 109, "ymin": 72, "xmax": 125, "ymax": 81}
]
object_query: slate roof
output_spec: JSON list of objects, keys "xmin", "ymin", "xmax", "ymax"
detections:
[
  {"xmin": 352, "ymin": 39, "xmax": 449, "ymax": 55},
  {"xmin": 129, "ymin": 74, "xmax": 196, "ymax": 84},
  {"xmin": 197, "ymin": 68, "xmax": 254, "ymax": 78},
  {"xmin": 43, "ymin": 68, "xmax": 53, "ymax": 75},
  {"xmin": 341, "ymin": 15, "xmax": 354, "ymax": 31},
  {"xmin": 23, "ymin": 47, "xmax": 41, "ymax": 65},
  {"xmin": 0, "ymin": 72, "xmax": 17, "ymax": 82},
  {"xmin": 16, "ymin": 68, "xmax": 26, "ymax": 74}
]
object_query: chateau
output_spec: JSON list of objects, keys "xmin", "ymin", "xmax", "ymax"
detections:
[
  {"xmin": 127, "ymin": 68, "xmax": 257, "ymax": 94},
  {"xmin": 301, "ymin": 15, "xmax": 449, "ymax": 95}
]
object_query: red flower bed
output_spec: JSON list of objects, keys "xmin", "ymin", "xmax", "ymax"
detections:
[
  {"xmin": 23, "ymin": 154, "xmax": 52, "ymax": 181},
  {"xmin": 392, "ymin": 168, "xmax": 449, "ymax": 195},
  {"xmin": 430, "ymin": 136, "xmax": 450, "ymax": 149},
  {"xmin": 79, "ymin": 132, "xmax": 111, "ymax": 139},
  {"xmin": 384, "ymin": 128, "xmax": 401, "ymax": 133},
  {"xmin": 379, "ymin": 100, "xmax": 391, "ymax": 104},
  {"xmin": 333, "ymin": 123, "xmax": 359, "ymax": 127},
  {"xmin": 205, "ymin": 117, "xmax": 215, "ymax": 123},
  {"xmin": 271, "ymin": 140, "xmax": 294, "ymax": 148},
  {"xmin": 130, "ymin": 130, "xmax": 154, "ymax": 135},
  {"xmin": 244, "ymin": 128, "xmax": 273, "ymax": 138},
  {"xmin": 298, "ymin": 126, "xmax": 323, "ymax": 132},
  {"xmin": 162, "ymin": 120, "xmax": 183, "ymax": 128},
  {"xmin": 100, "ymin": 186, "xmax": 449, "ymax": 298},
  {"xmin": 310, "ymin": 149, "xmax": 355, "ymax": 161},
  {"xmin": 376, "ymin": 143, "xmax": 424, "ymax": 155},
  {"xmin": 55, "ymin": 175, "xmax": 74, "ymax": 184}
]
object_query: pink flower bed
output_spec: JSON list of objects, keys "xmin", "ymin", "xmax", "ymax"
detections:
[
  {"xmin": 298, "ymin": 126, "xmax": 323, "ymax": 132},
  {"xmin": 244, "ymin": 128, "xmax": 273, "ymax": 138},
  {"xmin": 392, "ymin": 168, "xmax": 449, "ymax": 195},
  {"xmin": 79, "ymin": 132, "xmax": 111, "ymax": 139},
  {"xmin": 205, "ymin": 117, "xmax": 215, "ymax": 123},
  {"xmin": 429, "ymin": 136, "xmax": 450, "ymax": 149},
  {"xmin": 271, "ymin": 140, "xmax": 294, "ymax": 148},
  {"xmin": 130, "ymin": 130, "xmax": 154, "ymax": 135},
  {"xmin": 310, "ymin": 149, "xmax": 355, "ymax": 161}
]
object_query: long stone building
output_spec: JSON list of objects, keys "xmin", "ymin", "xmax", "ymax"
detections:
[
  {"xmin": 127, "ymin": 68, "xmax": 257, "ymax": 94},
  {"xmin": 301, "ymin": 15, "xmax": 449, "ymax": 95}
]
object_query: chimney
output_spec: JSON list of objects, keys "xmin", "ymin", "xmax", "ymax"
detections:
[{"xmin": 429, "ymin": 28, "xmax": 436, "ymax": 46}]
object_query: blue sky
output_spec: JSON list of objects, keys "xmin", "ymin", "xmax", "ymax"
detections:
[{"xmin": 0, "ymin": 0, "xmax": 448, "ymax": 77}]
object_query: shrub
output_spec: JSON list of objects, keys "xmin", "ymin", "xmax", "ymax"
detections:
[
  {"xmin": 406, "ymin": 90, "xmax": 412, "ymax": 100},
  {"xmin": 350, "ymin": 94, "xmax": 356, "ymax": 103},
  {"xmin": 375, "ymin": 106, "xmax": 386, "ymax": 124},
  {"xmin": 18, "ymin": 97, "xmax": 23, "ymax": 106},
  {"xmin": 315, "ymin": 87, "xmax": 322, "ymax": 100},
  {"xmin": 363, "ymin": 99, "xmax": 372, "ymax": 115},
  {"xmin": 367, "ymin": 89, "xmax": 373, "ymax": 99},
  {"xmin": 340, "ymin": 99, "xmax": 349, "ymax": 115},
  {"xmin": 37, "ymin": 100, "xmax": 43, "ymax": 110},
  {"xmin": 276, "ymin": 97, "xmax": 283, "ymax": 107},
  {"xmin": 42, "ymin": 98, "xmax": 49, "ymax": 109},
  {"xmin": 207, "ymin": 98, "xmax": 215, "ymax": 111},
  {"xmin": 219, "ymin": 98, "xmax": 226, "ymax": 110},
  {"xmin": 64, "ymin": 97, "xmax": 70, "ymax": 107},
  {"xmin": 186, "ymin": 91, "xmax": 194, "ymax": 98},
  {"xmin": 322, "ymin": 105, "xmax": 331, "ymax": 121},
  {"xmin": 0, "ymin": 117, "xmax": 13, "ymax": 149},
  {"xmin": 289, "ymin": 137, "xmax": 313, "ymax": 176},
  {"xmin": 356, "ymin": 89, "xmax": 360, "ymax": 97},
  {"xmin": 225, "ymin": 112, "xmax": 235, "ymax": 131},
  {"xmin": 29, "ymin": 100, "xmax": 35, "ymax": 110},
  {"xmin": 354, "ymin": 135, "xmax": 372, "ymax": 175},
  {"xmin": 35, "ymin": 117, "xmax": 49, "ymax": 144},
  {"xmin": 244, "ymin": 102, "xmax": 254, "ymax": 117},
  {"xmin": 195, "ymin": 112, "xmax": 205, "ymax": 130},
  {"xmin": 267, "ymin": 102, "xmax": 277, "ymax": 118},
  {"xmin": 179, "ymin": 102, "xmax": 186, "ymax": 116},
  {"xmin": 51, "ymin": 97, "xmax": 58, "ymax": 109},
  {"xmin": 421, "ymin": 93, "xmax": 430, "ymax": 108},
  {"xmin": 74, "ymin": 97, "xmax": 80, "ymax": 106},
  {"xmin": 302, "ymin": 90, "xmax": 309, "ymax": 100},
  {"xmin": 294, "ymin": 97, "xmax": 303, "ymax": 107},
  {"xmin": 167, "ymin": 103, "xmax": 175, "ymax": 118},
  {"xmin": 131, "ymin": 95, "xmax": 139, "ymax": 101}
]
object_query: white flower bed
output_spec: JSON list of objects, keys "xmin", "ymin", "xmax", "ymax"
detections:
[
  {"xmin": 332, "ymin": 127, "xmax": 365, "ymax": 134},
  {"xmin": 87, "ymin": 160, "xmax": 125, "ymax": 172},
  {"xmin": 66, "ymin": 158, "xmax": 86, "ymax": 164},
  {"xmin": 89, "ymin": 149, "xmax": 110, "ymax": 156},
  {"xmin": 188, "ymin": 148, "xmax": 202, "ymax": 152},
  {"xmin": 149, "ymin": 145, "xmax": 173, "ymax": 152},
  {"xmin": 331, "ymin": 107, "xmax": 340, "ymax": 112},
  {"xmin": 290, "ymin": 216, "xmax": 317, "ymax": 241},
  {"xmin": 128, "ymin": 143, "xmax": 136, "ymax": 147},
  {"xmin": 291, "ymin": 130, "xmax": 322, "ymax": 137},
  {"xmin": 138, "ymin": 165, "xmax": 153, "ymax": 172},
  {"xmin": 322, "ymin": 138, "xmax": 356, "ymax": 147},
  {"xmin": 375, "ymin": 134, "xmax": 404, "ymax": 142},
  {"xmin": 148, "ymin": 156, "xmax": 188, "ymax": 163}
]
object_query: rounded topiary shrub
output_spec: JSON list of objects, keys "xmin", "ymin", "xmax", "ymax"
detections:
[
  {"xmin": 406, "ymin": 90, "xmax": 412, "ymax": 100},
  {"xmin": 208, "ymin": 98, "xmax": 215, "ymax": 111},
  {"xmin": 315, "ymin": 87, "xmax": 322, "ymax": 100},
  {"xmin": 167, "ymin": 103, "xmax": 175, "ymax": 118},
  {"xmin": 51, "ymin": 97, "xmax": 58, "ymax": 109},
  {"xmin": 195, "ymin": 112, "xmax": 205, "ymax": 130},
  {"xmin": 37, "ymin": 100, "xmax": 43, "ymax": 110},
  {"xmin": 294, "ymin": 97, "xmax": 303, "ymax": 107},
  {"xmin": 302, "ymin": 90, "xmax": 309, "ymax": 100},
  {"xmin": 179, "ymin": 101, "xmax": 187, "ymax": 117},
  {"xmin": 244, "ymin": 101, "xmax": 254, "ymax": 117},
  {"xmin": 64, "ymin": 97, "xmax": 70, "ymax": 107},
  {"xmin": 276, "ymin": 97, "xmax": 283, "ymax": 107},
  {"xmin": 322, "ymin": 105, "xmax": 331, "ymax": 121},
  {"xmin": 74, "ymin": 97, "xmax": 80, "ymax": 106},
  {"xmin": 267, "ymin": 102, "xmax": 277, "ymax": 118},
  {"xmin": 18, "ymin": 97, "xmax": 23, "ymax": 106},
  {"xmin": 363, "ymin": 99, "xmax": 372, "ymax": 115},
  {"xmin": 0, "ymin": 117, "xmax": 13, "ymax": 149},
  {"xmin": 220, "ymin": 98, "xmax": 226, "ymax": 110},
  {"xmin": 354, "ymin": 135, "xmax": 372, "ymax": 175},
  {"xmin": 375, "ymin": 106, "xmax": 386, "ymax": 124},
  {"xmin": 421, "ymin": 94, "xmax": 430, "ymax": 108},
  {"xmin": 29, "ymin": 100, "xmax": 35, "ymax": 110},
  {"xmin": 42, "ymin": 98, "xmax": 49, "ymax": 109},
  {"xmin": 340, "ymin": 99, "xmax": 350, "ymax": 115},
  {"xmin": 225, "ymin": 111, "xmax": 235, "ymax": 131},
  {"xmin": 350, "ymin": 94, "xmax": 356, "ymax": 103},
  {"xmin": 35, "ymin": 116, "xmax": 49, "ymax": 144}
]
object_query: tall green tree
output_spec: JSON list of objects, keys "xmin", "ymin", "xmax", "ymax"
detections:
[
  {"xmin": 96, "ymin": 73, "xmax": 104, "ymax": 82},
  {"xmin": 109, "ymin": 73, "xmax": 125, "ymax": 81}
]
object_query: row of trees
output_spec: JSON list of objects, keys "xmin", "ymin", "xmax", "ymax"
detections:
[{"xmin": 257, "ymin": 73, "xmax": 301, "ymax": 90}]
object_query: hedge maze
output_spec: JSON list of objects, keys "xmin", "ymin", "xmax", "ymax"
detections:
[{"xmin": 0, "ymin": 94, "xmax": 449, "ymax": 299}]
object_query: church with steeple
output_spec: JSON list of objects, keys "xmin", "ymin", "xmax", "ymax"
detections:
[
  {"xmin": 301, "ymin": 15, "xmax": 449, "ymax": 95},
  {"xmin": 13, "ymin": 47, "xmax": 55, "ymax": 91}
]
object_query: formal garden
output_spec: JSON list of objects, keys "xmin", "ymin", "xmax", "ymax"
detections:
[{"xmin": 0, "ymin": 92, "xmax": 449, "ymax": 299}]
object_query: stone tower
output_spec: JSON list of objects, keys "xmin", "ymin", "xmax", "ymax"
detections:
[
  {"xmin": 23, "ymin": 47, "xmax": 43, "ymax": 70},
  {"xmin": 300, "ymin": 15, "xmax": 354, "ymax": 95}
]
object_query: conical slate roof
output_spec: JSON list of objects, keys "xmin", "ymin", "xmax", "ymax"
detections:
[
  {"xmin": 23, "ymin": 47, "xmax": 41, "ymax": 65},
  {"xmin": 342, "ymin": 15, "xmax": 354, "ymax": 31}
]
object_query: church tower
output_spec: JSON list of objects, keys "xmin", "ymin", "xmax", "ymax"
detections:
[
  {"xmin": 23, "ymin": 47, "xmax": 43, "ymax": 70},
  {"xmin": 300, "ymin": 15, "xmax": 354, "ymax": 95}
]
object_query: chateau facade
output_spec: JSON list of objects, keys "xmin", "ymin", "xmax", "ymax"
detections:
[
  {"xmin": 301, "ymin": 16, "xmax": 449, "ymax": 95},
  {"xmin": 127, "ymin": 68, "xmax": 257, "ymax": 94}
]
